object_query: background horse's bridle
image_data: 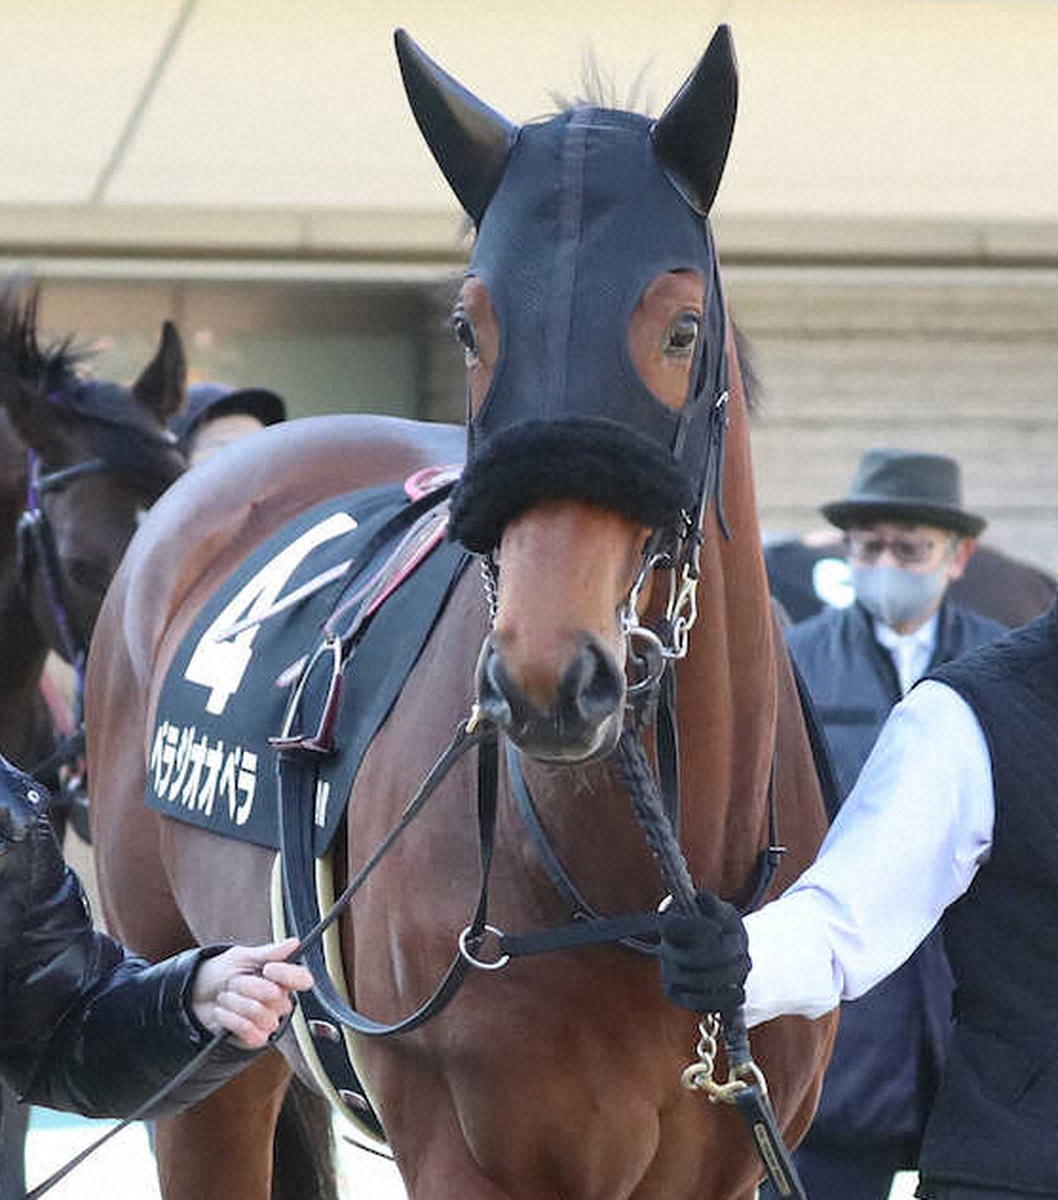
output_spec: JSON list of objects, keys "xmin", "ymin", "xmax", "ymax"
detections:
[
  {"xmin": 16, "ymin": 450, "xmax": 109, "ymax": 781},
  {"xmin": 17, "ymin": 450, "xmax": 108, "ymax": 670}
]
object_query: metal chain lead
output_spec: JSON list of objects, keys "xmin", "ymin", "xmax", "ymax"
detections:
[
  {"xmin": 480, "ymin": 553, "xmax": 499, "ymax": 625},
  {"xmin": 681, "ymin": 1013, "xmax": 770, "ymax": 1103}
]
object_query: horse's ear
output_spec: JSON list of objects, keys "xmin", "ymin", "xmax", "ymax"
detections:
[
  {"xmin": 395, "ymin": 28, "xmax": 518, "ymax": 226},
  {"xmin": 132, "ymin": 320, "xmax": 186, "ymax": 424},
  {"xmin": 0, "ymin": 354, "xmax": 69, "ymax": 460},
  {"xmin": 651, "ymin": 24, "xmax": 738, "ymax": 216}
]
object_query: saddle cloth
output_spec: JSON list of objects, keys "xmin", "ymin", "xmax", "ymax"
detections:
[{"xmin": 145, "ymin": 478, "xmax": 469, "ymax": 854}]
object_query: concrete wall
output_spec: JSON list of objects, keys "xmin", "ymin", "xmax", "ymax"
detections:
[
  {"xmin": 1, "ymin": 1, "xmax": 1056, "ymax": 261},
  {"xmin": 730, "ymin": 266, "xmax": 1058, "ymax": 571}
]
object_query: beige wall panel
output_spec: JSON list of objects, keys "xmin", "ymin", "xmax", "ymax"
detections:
[
  {"xmin": 0, "ymin": 2, "xmax": 182, "ymax": 203},
  {"xmin": 722, "ymin": 0, "xmax": 1058, "ymax": 222},
  {"xmin": 746, "ymin": 322, "xmax": 1058, "ymax": 573},
  {"xmin": 2, "ymin": 0, "xmax": 1056, "ymax": 232},
  {"xmin": 106, "ymin": 1, "xmax": 1058, "ymax": 221}
]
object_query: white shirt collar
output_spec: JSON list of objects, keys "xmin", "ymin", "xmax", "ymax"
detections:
[{"xmin": 873, "ymin": 610, "xmax": 940, "ymax": 694}]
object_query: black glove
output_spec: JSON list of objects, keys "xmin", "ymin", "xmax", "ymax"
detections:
[{"xmin": 659, "ymin": 890, "xmax": 750, "ymax": 1017}]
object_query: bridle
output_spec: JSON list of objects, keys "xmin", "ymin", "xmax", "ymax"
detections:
[
  {"xmin": 18, "ymin": 451, "xmax": 111, "ymax": 659},
  {"xmin": 17, "ymin": 429, "xmax": 181, "ymax": 783},
  {"xmin": 16, "ymin": 449, "xmax": 109, "ymax": 773},
  {"xmin": 470, "ymin": 380, "xmax": 802, "ymax": 1194},
  {"xmin": 623, "ymin": 389, "xmax": 730, "ymax": 653}
]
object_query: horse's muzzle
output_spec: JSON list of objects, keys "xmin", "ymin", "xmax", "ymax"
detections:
[{"xmin": 474, "ymin": 634, "xmax": 625, "ymax": 763}]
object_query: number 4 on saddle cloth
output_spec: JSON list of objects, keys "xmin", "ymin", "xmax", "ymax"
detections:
[{"xmin": 146, "ymin": 466, "xmax": 468, "ymax": 852}]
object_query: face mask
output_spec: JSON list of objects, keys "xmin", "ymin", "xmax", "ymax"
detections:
[{"xmin": 851, "ymin": 563, "xmax": 949, "ymax": 629}]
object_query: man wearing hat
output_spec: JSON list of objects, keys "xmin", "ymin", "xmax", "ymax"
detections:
[
  {"xmin": 171, "ymin": 382, "xmax": 286, "ymax": 466},
  {"xmin": 755, "ymin": 449, "xmax": 1003, "ymax": 1200}
]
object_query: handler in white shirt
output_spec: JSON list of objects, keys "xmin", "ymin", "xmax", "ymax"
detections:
[
  {"xmin": 743, "ymin": 678, "xmax": 992, "ymax": 1027},
  {"xmin": 659, "ymin": 598, "xmax": 1058, "ymax": 1200}
]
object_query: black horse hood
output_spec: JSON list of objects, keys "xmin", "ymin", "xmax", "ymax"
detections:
[{"xmin": 396, "ymin": 29, "xmax": 737, "ymax": 552}]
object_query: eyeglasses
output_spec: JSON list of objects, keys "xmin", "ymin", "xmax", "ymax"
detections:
[{"xmin": 845, "ymin": 532, "xmax": 953, "ymax": 567}]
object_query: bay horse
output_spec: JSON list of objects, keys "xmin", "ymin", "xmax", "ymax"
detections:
[
  {"xmin": 85, "ymin": 27, "xmax": 836, "ymax": 1200},
  {"xmin": 0, "ymin": 280, "xmax": 186, "ymax": 1200}
]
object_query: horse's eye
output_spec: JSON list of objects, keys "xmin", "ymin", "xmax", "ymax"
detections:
[
  {"xmin": 451, "ymin": 311, "xmax": 479, "ymax": 367},
  {"xmin": 663, "ymin": 311, "xmax": 700, "ymax": 356}
]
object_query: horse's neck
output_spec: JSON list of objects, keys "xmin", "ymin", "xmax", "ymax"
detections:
[{"xmin": 672, "ymin": 392, "xmax": 779, "ymax": 897}]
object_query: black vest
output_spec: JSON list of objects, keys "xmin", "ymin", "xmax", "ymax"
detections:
[
  {"xmin": 786, "ymin": 600, "xmax": 1002, "ymax": 1153},
  {"xmin": 917, "ymin": 603, "xmax": 1058, "ymax": 1196}
]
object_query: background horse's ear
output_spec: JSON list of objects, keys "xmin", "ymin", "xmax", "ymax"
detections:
[
  {"xmin": 395, "ymin": 28, "xmax": 518, "ymax": 226},
  {"xmin": 651, "ymin": 24, "xmax": 738, "ymax": 216},
  {"xmin": 0, "ymin": 285, "xmax": 70, "ymax": 460},
  {"xmin": 132, "ymin": 320, "xmax": 186, "ymax": 424}
]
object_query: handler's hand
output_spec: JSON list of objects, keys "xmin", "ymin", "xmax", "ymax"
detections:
[
  {"xmin": 659, "ymin": 891, "xmax": 750, "ymax": 1017},
  {"xmin": 190, "ymin": 938, "xmax": 313, "ymax": 1049}
]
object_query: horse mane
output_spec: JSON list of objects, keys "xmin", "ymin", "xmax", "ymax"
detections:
[
  {"xmin": 548, "ymin": 49, "xmax": 656, "ymax": 117},
  {"xmin": 0, "ymin": 279, "xmax": 89, "ymax": 396},
  {"xmin": 732, "ymin": 319, "xmax": 761, "ymax": 415}
]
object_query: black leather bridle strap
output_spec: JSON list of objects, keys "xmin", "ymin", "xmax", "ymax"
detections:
[
  {"xmin": 504, "ymin": 668, "xmax": 783, "ymax": 963},
  {"xmin": 277, "ymin": 720, "xmax": 501, "ymax": 1037},
  {"xmin": 506, "ymin": 742, "xmax": 663, "ymax": 955},
  {"xmin": 32, "ymin": 457, "xmax": 109, "ymax": 494},
  {"xmin": 17, "ymin": 452, "xmax": 110, "ymax": 753}
]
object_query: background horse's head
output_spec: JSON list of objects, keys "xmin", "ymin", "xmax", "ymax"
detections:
[
  {"xmin": 398, "ymin": 28, "xmax": 738, "ymax": 762},
  {"xmin": 0, "ymin": 281, "xmax": 186, "ymax": 660}
]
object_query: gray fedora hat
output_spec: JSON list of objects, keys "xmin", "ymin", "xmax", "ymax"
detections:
[{"xmin": 821, "ymin": 448, "xmax": 986, "ymax": 538}]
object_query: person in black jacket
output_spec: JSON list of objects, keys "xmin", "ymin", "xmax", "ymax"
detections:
[
  {"xmin": 0, "ymin": 753, "xmax": 311, "ymax": 1119},
  {"xmin": 761, "ymin": 449, "xmax": 1003, "ymax": 1200}
]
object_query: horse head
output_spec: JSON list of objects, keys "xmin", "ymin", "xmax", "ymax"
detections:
[
  {"xmin": 0, "ymin": 281, "xmax": 186, "ymax": 660},
  {"xmin": 398, "ymin": 28, "xmax": 738, "ymax": 762}
]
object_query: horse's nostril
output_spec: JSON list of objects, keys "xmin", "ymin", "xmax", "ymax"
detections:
[
  {"xmin": 561, "ymin": 639, "xmax": 624, "ymax": 726},
  {"xmin": 475, "ymin": 642, "xmax": 513, "ymax": 728},
  {"xmin": 475, "ymin": 634, "xmax": 623, "ymax": 759}
]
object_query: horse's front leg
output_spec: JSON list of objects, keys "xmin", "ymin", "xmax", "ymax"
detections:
[{"xmin": 153, "ymin": 1049, "xmax": 291, "ymax": 1200}]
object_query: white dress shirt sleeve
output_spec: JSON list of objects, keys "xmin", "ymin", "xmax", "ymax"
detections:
[{"xmin": 742, "ymin": 680, "xmax": 995, "ymax": 1028}]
